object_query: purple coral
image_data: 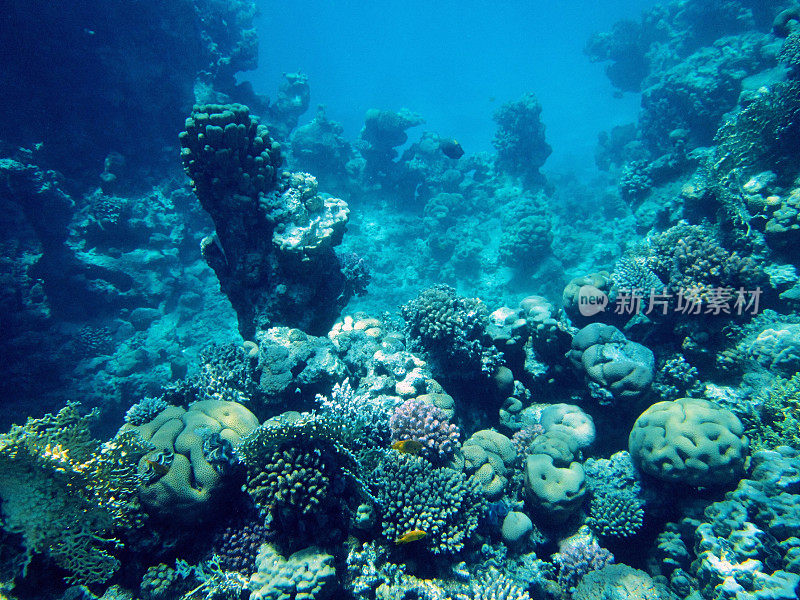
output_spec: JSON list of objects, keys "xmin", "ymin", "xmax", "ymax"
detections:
[
  {"xmin": 389, "ymin": 398, "xmax": 460, "ymax": 461},
  {"xmin": 554, "ymin": 536, "xmax": 614, "ymax": 594},
  {"xmin": 212, "ymin": 518, "xmax": 272, "ymax": 574}
]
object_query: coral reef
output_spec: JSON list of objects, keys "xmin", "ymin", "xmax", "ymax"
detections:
[{"xmin": 180, "ymin": 104, "xmax": 352, "ymax": 338}]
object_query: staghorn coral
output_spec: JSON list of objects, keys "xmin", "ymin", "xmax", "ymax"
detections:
[
  {"xmin": 0, "ymin": 403, "xmax": 147, "ymax": 584},
  {"xmin": 389, "ymin": 398, "xmax": 460, "ymax": 463},
  {"xmin": 371, "ymin": 452, "xmax": 486, "ymax": 555},
  {"xmin": 316, "ymin": 378, "xmax": 394, "ymax": 449}
]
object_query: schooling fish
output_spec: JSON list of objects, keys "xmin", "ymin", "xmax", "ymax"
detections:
[
  {"xmin": 391, "ymin": 439, "xmax": 424, "ymax": 454},
  {"xmin": 395, "ymin": 529, "xmax": 427, "ymax": 544},
  {"xmin": 439, "ymin": 138, "xmax": 465, "ymax": 160}
]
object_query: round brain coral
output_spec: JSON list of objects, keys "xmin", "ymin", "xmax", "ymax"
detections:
[{"xmin": 628, "ymin": 398, "xmax": 748, "ymax": 486}]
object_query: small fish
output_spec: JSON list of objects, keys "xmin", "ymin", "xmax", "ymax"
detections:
[
  {"xmin": 439, "ymin": 138, "xmax": 465, "ymax": 160},
  {"xmin": 391, "ymin": 439, "xmax": 424, "ymax": 454},
  {"xmin": 395, "ymin": 529, "xmax": 427, "ymax": 544},
  {"xmin": 143, "ymin": 457, "xmax": 170, "ymax": 477}
]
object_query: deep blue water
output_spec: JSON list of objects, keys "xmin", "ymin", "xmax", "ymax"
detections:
[{"xmin": 252, "ymin": 0, "xmax": 660, "ymax": 173}]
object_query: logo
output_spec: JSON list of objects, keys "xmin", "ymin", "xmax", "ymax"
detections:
[{"xmin": 577, "ymin": 285, "xmax": 609, "ymax": 317}]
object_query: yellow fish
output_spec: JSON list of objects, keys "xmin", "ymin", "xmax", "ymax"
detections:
[
  {"xmin": 395, "ymin": 529, "xmax": 427, "ymax": 544},
  {"xmin": 391, "ymin": 440, "xmax": 424, "ymax": 454},
  {"xmin": 143, "ymin": 457, "xmax": 170, "ymax": 477}
]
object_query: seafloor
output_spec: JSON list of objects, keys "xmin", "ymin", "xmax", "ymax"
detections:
[{"xmin": 2, "ymin": 1, "xmax": 800, "ymax": 599}]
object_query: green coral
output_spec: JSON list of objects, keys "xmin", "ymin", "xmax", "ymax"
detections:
[
  {"xmin": 122, "ymin": 400, "xmax": 259, "ymax": 519},
  {"xmin": 141, "ymin": 563, "xmax": 183, "ymax": 600},
  {"xmin": 749, "ymin": 373, "xmax": 800, "ymax": 451},
  {"xmin": 237, "ymin": 412, "xmax": 363, "ymax": 542},
  {"xmin": 370, "ymin": 452, "xmax": 486, "ymax": 555},
  {"xmin": 0, "ymin": 403, "xmax": 147, "ymax": 584}
]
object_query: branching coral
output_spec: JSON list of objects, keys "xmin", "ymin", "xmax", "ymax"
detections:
[
  {"xmin": 237, "ymin": 412, "xmax": 363, "ymax": 543},
  {"xmin": 401, "ymin": 284, "xmax": 504, "ymax": 379},
  {"xmin": 748, "ymin": 372, "xmax": 800, "ymax": 451},
  {"xmin": 371, "ymin": 452, "xmax": 486, "ymax": 555},
  {"xmin": 0, "ymin": 403, "xmax": 148, "ymax": 584},
  {"xmin": 389, "ymin": 398, "xmax": 460, "ymax": 463}
]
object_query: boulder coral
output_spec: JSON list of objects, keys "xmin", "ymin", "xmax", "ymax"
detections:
[
  {"xmin": 121, "ymin": 400, "xmax": 258, "ymax": 518},
  {"xmin": 567, "ymin": 323, "xmax": 655, "ymax": 405},
  {"xmin": 461, "ymin": 429, "xmax": 518, "ymax": 500},
  {"xmin": 628, "ymin": 397, "xmax": 748, "ymax": 486},
  {"xmin": 249, "ymin": 544, "xmax": 336, "ymax": 600}
]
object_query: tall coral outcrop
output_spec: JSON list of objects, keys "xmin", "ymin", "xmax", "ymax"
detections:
[{"xmin": 180, "ymin": 103, "xmax": 354, "ymax": 337}]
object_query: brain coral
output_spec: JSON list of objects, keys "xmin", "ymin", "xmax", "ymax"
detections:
[
  {"xmin": 122, "ymin": 400, "xmax": 259, "ymax": 518},
  {"xmin": 628, "ymin": 398, "xmax": 748, "ymax": 486},
  {"xmin": 461, "ymin": 429, "xmax": 518, "ymax": 500}
]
